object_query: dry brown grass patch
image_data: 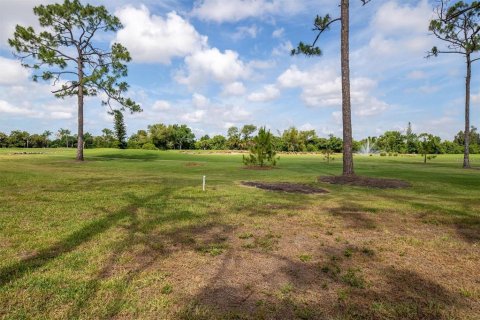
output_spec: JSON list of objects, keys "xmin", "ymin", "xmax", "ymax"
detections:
[
  {"xmin": 241, "ymin": 181, "xmax": 329, "ymax": 194},
  {"xmin": 319, "ymin": 175, "xmax": 411, "ymax": 189}
]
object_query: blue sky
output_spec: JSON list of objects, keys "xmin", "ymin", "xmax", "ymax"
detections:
[{"xmin": 0, "ymin": 0, "xmax": 479, "ymax": 140}]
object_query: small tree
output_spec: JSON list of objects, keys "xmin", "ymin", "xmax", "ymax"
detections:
[
  {"xmin": 322, "ymin": 142, "xmax": 334, "ymax": 164},
  {"xmin": 243, "ymin": 127, "xmax": 278, "ymax": 167},
  {"xmin": 9, "ymin": 0, "xmax": 141, "ymax": 161},
  {"xmin": 113, "ymin": 110, "xmax": 127, "ymax": 149},
  {"xmin": 405, "ymin": 122, "xmax": 418, "ymax": 154},
  {"xmin": 418, "ymin": 133, "xmax": 442, "ymax": 163},
  {"xmin": 428, "ymin": 0, "xmax": 480, "ymax": 168}
]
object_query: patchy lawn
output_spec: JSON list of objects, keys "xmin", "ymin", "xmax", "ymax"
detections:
[{"xmin": 0, "ymin": 149, "xmax": 479, "ymax": 319}]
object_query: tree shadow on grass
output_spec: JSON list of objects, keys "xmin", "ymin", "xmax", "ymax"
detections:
[
  {"xmin": 377, "ymin": 192, "xmax": 480, "ymax": 244},
  {"xmin": 338, "ymin": 267, "xmax": 462, "ymax": 320},
  {"xmin": 328, "ymin": 203, "xmax": 378, "ymax": 230},
  {"xmin": 90, "ymin": 152, "xmax": 165, "ymax": 161},
  {"xmin": 176, "ymin": 245, "xmax": 465, "ymax": 320},
  {"xmin": 65, "ymin": 193, "xmax": 235, "ymax": 319},
  {"xmin": 0, "ymin": 190, "xmax": 175, "ymax": 289}
]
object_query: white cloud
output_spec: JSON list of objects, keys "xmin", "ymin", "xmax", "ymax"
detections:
[
  {"xmin": 44, "ymin": 103, "xmax": 74, "ymax": 119},
  {"xmin": 192, "ymin": 93, "xmax": 210, "ymax": 108},
  {"xmin": 418, "ymin": 85, "xmax": 440, "ymax": 94},
  {"xmin": 0, "ymin": 57, "xmax": 30, "ymax": 85},
  {"xmin": 0, "ymin": 98, "xmax": 74, "ymax": 119},
  {"xmin": 176, "ymin": 48, "xmax": 248, "ymax": 88},
  {"xmin": 407, "ymin": 70, "xmax": 427, "ymax": 80},
  {"xmin": 179, "ymin": 103, "xmax": 251, "ymax": 126},
  {"xmin": 152, "ymin": 100, "xmax": 171, "ymax": 111},
  {"xmin": 352, "ymin": 0, "xmax": 435, "ymax": 73},
  {"xmin": 155, "ymin": 93, "xmax": 252, "ymax": 132},
  {"xmin": 299, "ymin": 123, "xmax": 315, "ymax": 131},
  {"xmin": 277, "ymin": 65, "xmax": 389, "ymax": 116},
  {"xmin": 473, "ymin": 95, "xmax": 480, "ymax": 104},
  {"xmin": 225, "ymin": 105, "xmax": 251, "ymax": 121},
  {"xmin": 114, "ymin": 6, "xmax": 207, "ymax": 64},
  {"xmin": 248, "ymin": 59, "xmax": 276, "ymax": 70},
  {"xmin": 232, "ymin": 25, "xmax": 259, "ymax": 40},
  {"xmin": 372, "ymin": 0, "xmax": 431, "ymax": 36},
  {"xmin": 0, "ymin": 100, "xmax": 36, "ymax": 116},
  {"xmin": 50, "ymin": 111, "xmax": 73, "ymax": 119},
  {"xmin": 192, "ymin": 0, "xmax": 300, "ymax": 22},
  {"xmin": 0, "ymin": 0, "xmax": 56, "ymax": 47},
  {"xmin": 181, "ymin": 109, "xmax": 206, "ymax": 123},
  {"xmin": 332, "ymin": 111, "xmax": 342, "ymax": 124},
  {"xmin": 272, "ymin": 40, "xmax": 293, "ymax": 56},
  {"xmin": 222, "ymin": 82, "xmax": 246, "ymax": 96},
  {"xmin": 272, "ymin": 28, "xmax": 284, "ymax": 38},
  {"xmin": 248, "ymin": 84, "xmax": 280, "ymax": 102}
]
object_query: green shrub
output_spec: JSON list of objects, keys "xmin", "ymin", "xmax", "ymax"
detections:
[
  {"xmin": 380, "ymin": 152, "xmax": 387, "ymax": 157},
  {"xmin": 299, "ymin": 254, "xmax": 312, "ymax": 262},
  {"xmin": 243, "ymin": 127, "xmax": 278, "ymax": 167},
  {"xmin": 141, "ymin": 142, "xmax": 158, "ymax": 150},
  {"xmin": 161, "ymin": 284, "xmax": 173, "ymax": 294},
  {"xmin": 341, "ymin": 268, "xmax": 366, "ymax": 288}
]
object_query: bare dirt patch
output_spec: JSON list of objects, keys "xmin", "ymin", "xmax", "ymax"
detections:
[
  {"xmin": 242, "ymin": 181, "xmax": 329, "ymax": 194},
  {"xmin": 185, "ymin": 162, "xmax": 204, "ymax": 167},
  {"xmin": 319, "ymin": 175, "xmax": 411, "ymax": 189},
  {"xmin": 11, "ymin": 152, "xmax": 46, "ymax": 155},
  {"xmin": 167, "ymin": 210, "xmax": 479, "ymax": 320},
  {"xmin": 243, "ymin": 165, "xmax": 276, "ymax": 170}
]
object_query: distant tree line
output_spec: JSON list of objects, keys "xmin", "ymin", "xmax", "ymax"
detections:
[{"xmin": 1, "ymin": 122, "xmax": 479, "ymax": 155}]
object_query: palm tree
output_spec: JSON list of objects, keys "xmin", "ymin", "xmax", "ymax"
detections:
[
  {"xmin": 42, "ymin": 130, "xmax": 52, "ymax": 148},
  {"xmin": 58, "ymin": 128, "xmax": 71, "ymax": 148}
]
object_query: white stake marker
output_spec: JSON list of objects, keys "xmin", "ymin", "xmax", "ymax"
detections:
[{"xmin": 202, "ymin": 175, "xmax": 206, "ymax": 191}]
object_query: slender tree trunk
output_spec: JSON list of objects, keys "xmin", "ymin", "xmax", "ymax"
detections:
[
  {"xmin": 341, "ymin": 0, "xmax": 354, "ymax": 176},
  {"xmin": 76, "ymin": 56, "xmax": 84, "ymax": 161},
  {"xmin": 463, "ymin": 54, "xmax": 471, "ymax": 168},
  {"xmin": 424, "ymin": 153, "xmax": 427, "ymax": 164}
]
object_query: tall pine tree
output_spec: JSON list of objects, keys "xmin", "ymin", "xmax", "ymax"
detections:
[{"xmin": 113, "ymin": 110, "xmax": 127, "ymax": 149}]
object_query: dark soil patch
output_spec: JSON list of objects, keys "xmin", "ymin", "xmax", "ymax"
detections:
[
  {"xmin": 11, "ymin": 152, "xmax": 45, "ymax": 155},
  {"xmin": 185, "ymin": 162, "xmax": 204, "ymax": 167},
  {"xmin": 242, "ymin": 181, "xmax": 328, "ymax": 194},
  {"xmin": 319, "ymin": 175, "xmax": 411, "ymax": 189},
  {"xmin": 243, "ymin": 166, "xmax": 276, "ymax": 170}
]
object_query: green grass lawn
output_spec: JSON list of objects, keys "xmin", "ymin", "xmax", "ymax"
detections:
[{"xmin": 0, "ymin": 149, "xmax": 479, "ymax": 319}]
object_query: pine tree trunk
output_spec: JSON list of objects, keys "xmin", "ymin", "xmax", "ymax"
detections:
[
  {"xmin": 76, "ymin": 57, "xmax": 84, "ymax": 161},
  {"xmin": 463, "ymin": 54, "xmax": 471, "ymax": 168},
  {"xmin": 341, "ymin": 0, "xmax": 354, "ymax": 176}
]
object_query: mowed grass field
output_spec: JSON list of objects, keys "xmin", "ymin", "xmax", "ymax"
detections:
[{"xmin": 0, "ymin": 148, "xmax": 479, "ymax": 319}]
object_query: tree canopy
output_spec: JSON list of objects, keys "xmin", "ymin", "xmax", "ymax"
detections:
[{"xmin": 8, "ymin": 0, "xmax": 140, "ymax": 160}]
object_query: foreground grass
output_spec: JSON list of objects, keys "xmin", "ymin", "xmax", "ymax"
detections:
[{"xmin": 0, "ymin": 149, "xmax": 479, "ymax": 319}]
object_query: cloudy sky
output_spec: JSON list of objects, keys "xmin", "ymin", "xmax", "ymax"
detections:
[{"xmin": 0, "ymin": 0, "xmax": 479, "ymax": 139}]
